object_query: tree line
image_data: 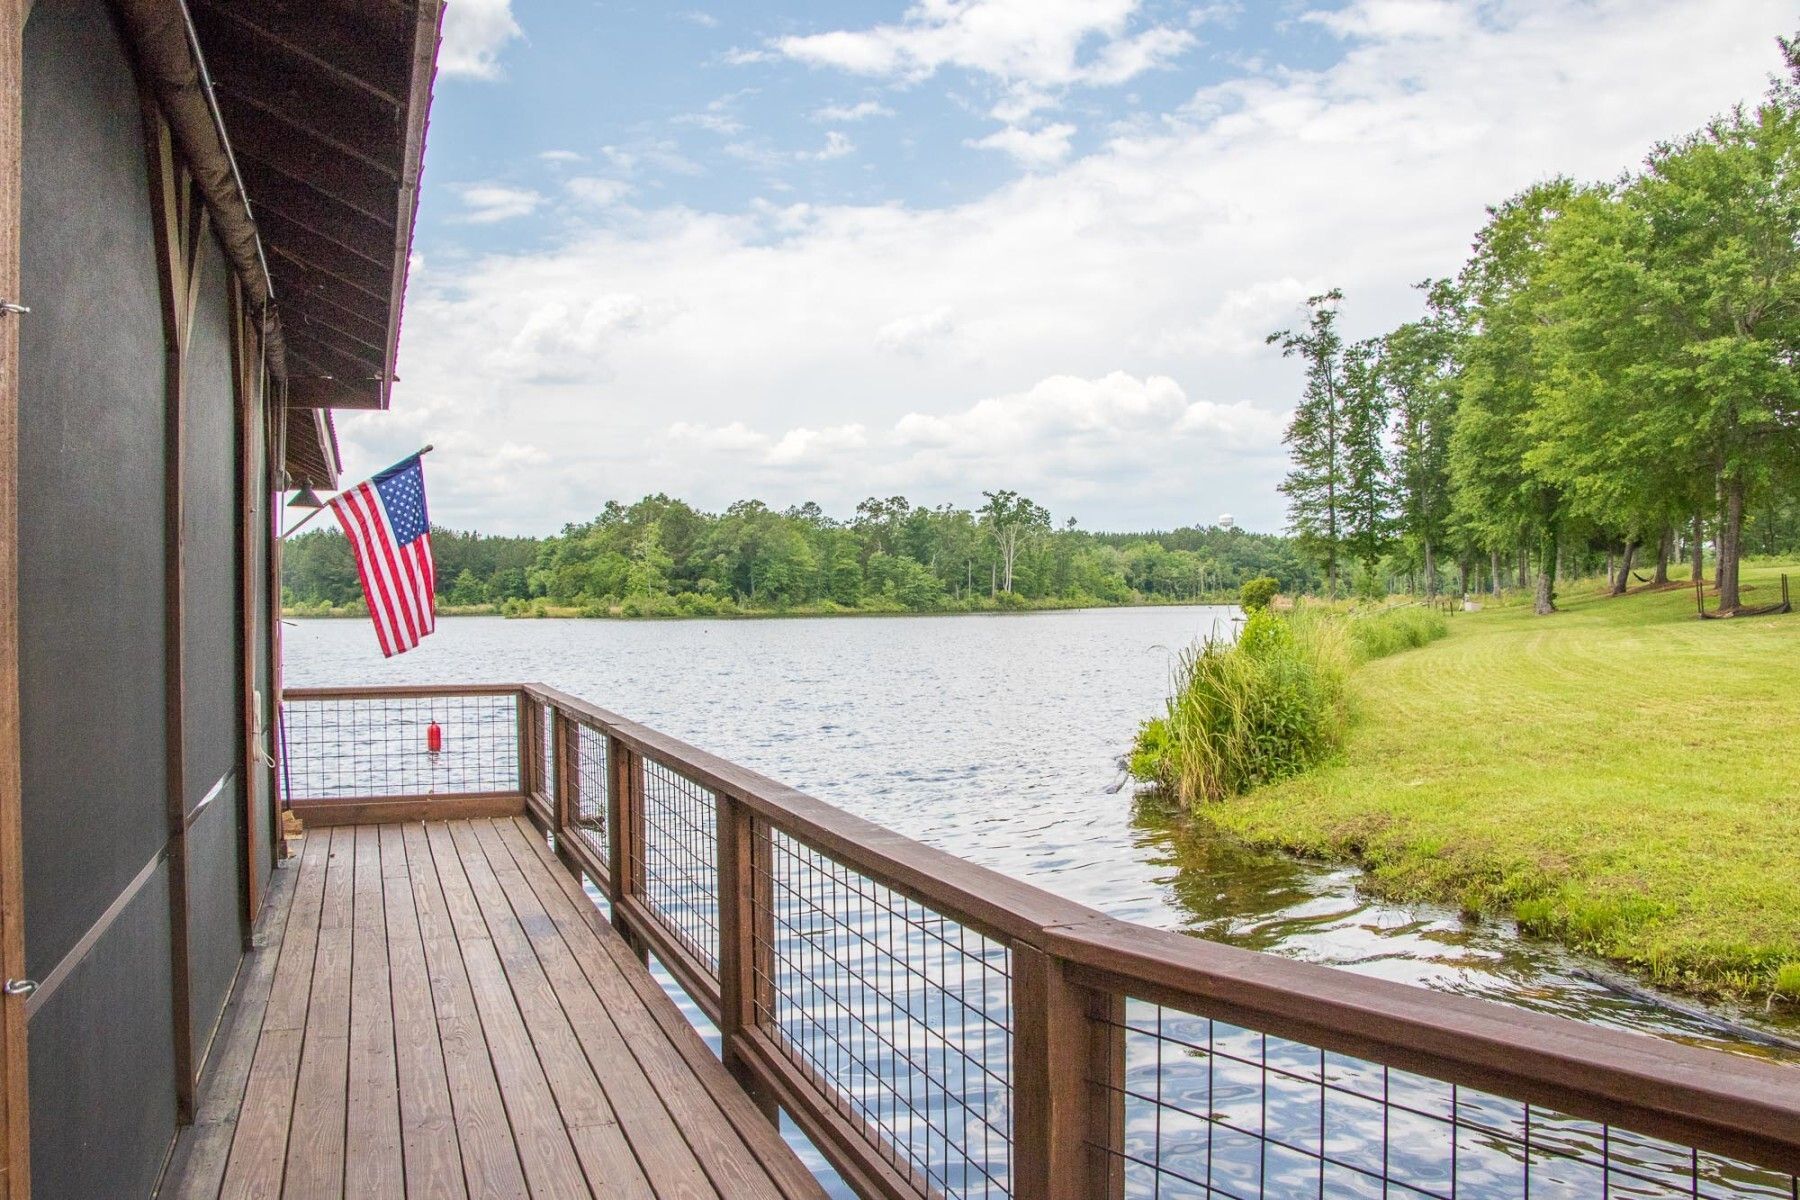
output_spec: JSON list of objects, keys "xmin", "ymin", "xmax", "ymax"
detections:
[
  {"xmin": 282, "ymin": 492, "xmax": 1319, "ymax": 616},
  {"xmin": 1273, "ymin": 35, "xmax": 1800, "ymax": 614}
]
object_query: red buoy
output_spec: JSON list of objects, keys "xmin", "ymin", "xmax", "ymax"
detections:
[{"xmin": 426, "ymin": 721, "xmax": 443, "ymax": 754}]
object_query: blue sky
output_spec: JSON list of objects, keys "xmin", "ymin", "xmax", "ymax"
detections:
[{"xmin": 344, "ymin": 0, "xmax": 1796, "ymax": 535}]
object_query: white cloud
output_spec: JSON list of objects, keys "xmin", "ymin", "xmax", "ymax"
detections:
[
  {"xmin": 876, "ymin": 307, "xmax": 958, "ymax": 357},
  {"xmin": 726, "ymin": 131, "xmax": 857, "ymax": 168},
  {"xmin": 453, "ymin": 183, "xmax": 542, "ymax": 224},
  {"xmin": 538, "ymin": 149, "xmax": 585, "ymax": 164},
  {"xmin": 812, "ymin": 100, "xmax": 897, "ymax": 122},
  {"xmin": 565, "ymin": 177, "xmax": 632, "ymax": 208},
  {"xmin": 381, "ymin": 0, "xmax": 1794, "ymax": 533},
  {"xmin": 811, "ymin": 131, "xmax": 857, "ymax": 161},
  {"xmin": 439, "ymin": 0, "xmax": 524, "ymax": 80},
  {"xmin": 679, "ymin": 11, "xmax": 719, "ymax": 28},
  {"xmin": 771, "ymin": 0, "xmax": 1194, "ymax": 90},
  {"xmin": 966, "ymin": 122, "xmax": 1076, "ymax": 167}
]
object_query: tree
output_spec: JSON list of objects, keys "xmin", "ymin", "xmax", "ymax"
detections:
[
  {"xmin": 979, "ymin": 490, "xmax": 1050, "ymax": 594},
  {"xmin": 1451, "ymin": 182, "xmax": 1576, "ymax": 615},
  {"xmin": 1270, "ymin": 289, "xmax": 1349, "ymax": 598},
  {"xmin": 1382, "ymin": 279, "xmax": 1463, "ymax": 597},
  {"xmin": 1339, "ymin": 336, "xmax": 1394, "ymax": 579}
]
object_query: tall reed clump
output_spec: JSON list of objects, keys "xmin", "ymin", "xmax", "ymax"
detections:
[
  {"xmin": 1129, "ymin": 609, "xmax": 1352, "ymax": 804},
  {"xmin": 1343, "ymin": 606, "xmax": 1448, "ymax": 662}
]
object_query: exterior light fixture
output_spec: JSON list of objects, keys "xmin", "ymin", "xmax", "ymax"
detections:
[{"xmin": 287, "ymin": 483, "xmax": 324, "ymax": 509}]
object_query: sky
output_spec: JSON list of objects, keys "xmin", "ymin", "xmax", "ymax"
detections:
[{"xmin": 337, "ymin": 0, "xmax": 1796, "ymax": 536}]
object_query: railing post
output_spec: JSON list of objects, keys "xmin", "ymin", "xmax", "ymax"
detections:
[
  {"xmin": 715, "ymin": 793, "xmax": 778, "ymax": 1123},
  {"xmin": 551, "ymin": 709, "xmax": 575, "ymax": 845},
  {"xmin": 606, "ymin": 733, "xmax": 647, "ymax": 962},
  {"xmin": 1011, "ymin": 945, "xmax": 1125, "ymax": 1200},
  {"xmin": 516, "ymin": 689, "xmax": 540, "ymax": 807}
]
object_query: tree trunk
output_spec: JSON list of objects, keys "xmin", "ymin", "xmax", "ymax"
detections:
[
  {"xmin": 1691, "ymin": 512, "xmax": 1705, "ymax": 584},
  {"xmin": 1718, "ymin": 477, "xmax": 1745, "ymax": 611},
  {"xmin": 1490, "ymin": 550, "xmax": 1501, "ymax": 597},
  {"xmin": 1423, "ymin": 538, "xmax": 1437, "ymax": 599},
  {"xmin": 1653, "ymin": 526, "xmax": 1671, "ymax": 585},
  {"xmin": 1518, "ymin": 547, "xmax": 1530, "ymax": 592},
  {"xmin": 1457, "ymin": 559, "xmax": 1471, "ymax": 597},
  {"xmin": 1533, "ymin": 532, "xmax": 1558, "ymax": 615},
  {"xmin": 1611, "ymin": 541, "xmax": 1634, "ymax": 596}
]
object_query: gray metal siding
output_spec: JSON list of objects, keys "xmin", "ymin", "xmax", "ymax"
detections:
[
  {"xmin": 19, "ymin": 0, "xmax": 170, "ymax": 979},
  {"xmin": 24, "ymin": 864, "xmax": 179, "ymax": 1200}
]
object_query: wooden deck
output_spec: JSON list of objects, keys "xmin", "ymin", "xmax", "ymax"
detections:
[{"xmin": 158, "ymin": 817, "xmax": 828, "ymax": 1200}]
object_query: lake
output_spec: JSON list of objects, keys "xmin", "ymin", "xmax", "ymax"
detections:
[{"xmin": 283, "ymin": 608, "xmax": 1799, "ymax": 1059}]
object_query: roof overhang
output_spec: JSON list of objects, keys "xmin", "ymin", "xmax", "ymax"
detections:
[{"xmin": 114, "ymin": 0, "xmax": 444, "ymax": 413}]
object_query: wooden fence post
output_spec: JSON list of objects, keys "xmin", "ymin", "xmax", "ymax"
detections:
[
  {"xmin": 515, "ymin": 690, "xmax": 539, "ymax": 808},
  {"xmin": 715, "ymin": 794, "xmax": 778, "ymax": 1122},
  {"xmin": 551, "ymin": 709, "xmax": 576, "ymax": 856},
  {"xmin": 1011, "ymin": 945, "xmax": 1124, "ymax": 1200},
  {"xmin": 606, "ymin": 733, "xmax": 647, "ymax": 962}
]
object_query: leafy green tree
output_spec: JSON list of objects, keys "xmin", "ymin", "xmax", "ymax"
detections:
[
  {"xmin": 1451, "ymin": 181, "xmax": 1577, "ymax": 615},
  {"xmin": 1382, "ymin": 279, "xmax": 1463, "ymax": 597},
  {"xmin": 1340, "ymin": 336, "xmax": 1394, "ymax": 579},
  {"xmin": 979, "ymin": 490, "xmax": 1050, "ymax": 594},
  {"xmin": 1270, "ymin": 289, "xmax": 1349, "ymax": 598}
]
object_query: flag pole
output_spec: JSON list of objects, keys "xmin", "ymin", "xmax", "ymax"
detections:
[{"xmin": 279, "ymin": 444, "xmax": 432, "ymax": 540}]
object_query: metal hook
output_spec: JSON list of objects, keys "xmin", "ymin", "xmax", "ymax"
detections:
[
  {"xmin": 3, "ymin": 979, "xmax": 38, "ymax": 997},
  {"xmin": 0, "ymin": 299, "xmax": 28, "ymax": 316}
]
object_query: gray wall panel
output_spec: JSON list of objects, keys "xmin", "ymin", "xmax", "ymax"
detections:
[
  {"xmin": 19, "ymin": 0, "xmax": 170, "ymax": 977},
  {"xmin": 186, "ymin": 779, "xmax": 243, "ymax": 1063},
  {"xmin": 25, "ymin": 863, "xmax": 178, "ymax": 1200},
  {"xmin": 182, "ymin": 232, "xmax": 239, "ymax": 811}
]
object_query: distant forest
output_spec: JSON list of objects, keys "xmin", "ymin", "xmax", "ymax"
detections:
[{"xmin": 281, "ymin": 492, "xmax": 1319, "ymax": 617}]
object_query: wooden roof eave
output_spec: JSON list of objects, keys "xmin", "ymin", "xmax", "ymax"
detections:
[
  {"xmin": 111, "ymin": 0, "xmax": 288, "ymax": 377},
  {"xmin": 381, "ymin": 1, "xmax": 443, "ymax": 411}
]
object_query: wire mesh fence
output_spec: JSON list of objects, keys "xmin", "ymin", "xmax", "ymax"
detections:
[
  {"xmin": 282, "ymin": 691, "xmax": 520, "ymax": 801},
  {"xmin": 754, "ymin": 826, "xmax": 1014, "ymax": 1200},
  {"xmin": 1092, "ymin": 999, "xmax": 1800, "ymax": 1200},
  {"xmin": 633, "ymin": 755, "xmax": 722, "ymax": 977},
  {"xmin": 569, "ymin": 719, "xmax": 610, "ymax": 864}
]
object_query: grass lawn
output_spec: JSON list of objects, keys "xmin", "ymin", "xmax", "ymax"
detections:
[{"xmin": 1203, "ymin": 559, "xmax": 1800, "ymax": 1006}]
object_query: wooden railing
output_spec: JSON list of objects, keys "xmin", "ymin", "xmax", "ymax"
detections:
[{"xmin": 282, "ymin": 684, "xmax": 1800, "ymax": 1200}]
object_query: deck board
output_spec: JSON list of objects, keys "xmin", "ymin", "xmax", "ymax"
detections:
[{"xmin": 162, "ymin": 817, "xmax": 826, "ymax": 1200}]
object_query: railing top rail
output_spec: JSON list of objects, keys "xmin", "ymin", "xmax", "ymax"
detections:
[
  {"xmin": 295, "ymin": 680, "xmax": 1800, "ymax": 1174},
  {"xmin": 283, "ymin": 682, "xmax": 528, "ymax": 701}
]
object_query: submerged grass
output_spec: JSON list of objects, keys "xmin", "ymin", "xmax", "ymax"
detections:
[{"xmin": 1199, "ymin": 561, "xmax": 1800, "ymax": 1007}]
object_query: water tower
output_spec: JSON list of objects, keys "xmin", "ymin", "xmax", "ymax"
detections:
[{"xmin": 1218, "ymin": 513, "xmax": 1235, "ymax": 530}]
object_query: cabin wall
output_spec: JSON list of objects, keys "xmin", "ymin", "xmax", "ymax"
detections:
[
  {"xmin": 17, "ymin": 0, "xmax": 274, "ymax": 1194},
  {"xmin": 181, "ymin": 230, "xmax": 246, "ymax": 1066},
  {"xmin": 17, "ymin": 1, "xmax": 178, "ymax": 1196}
]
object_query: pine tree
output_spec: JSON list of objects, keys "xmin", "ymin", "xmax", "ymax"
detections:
[{"xmin": 1269, "ymin": 289, "xmax": 1348, "ymax": 599}]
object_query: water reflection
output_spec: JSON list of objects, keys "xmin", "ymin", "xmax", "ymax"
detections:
[{"xmin": 1130, "ymin": 796, "xmax": 1800, "ymax": 1062}]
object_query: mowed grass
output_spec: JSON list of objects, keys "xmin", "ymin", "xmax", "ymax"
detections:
[{"xmin": 1204, "ymin": 560, "xmax": 1800, "ymax": 1005}]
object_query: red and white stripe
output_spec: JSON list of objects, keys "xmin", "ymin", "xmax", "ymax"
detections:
[{"xmin": 330, "ymin": 480, "xmax": 436, "ymax": 658}]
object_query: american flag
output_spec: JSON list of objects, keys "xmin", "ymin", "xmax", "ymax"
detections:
[{"xmin": 329, "ymin": 453, "xmax": 436, "ymax": 657}]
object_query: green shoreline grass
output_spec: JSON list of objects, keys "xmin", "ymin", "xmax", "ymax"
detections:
[{"xmin": 1198, "ymin": 561, "xmax": 1800, "ymax": 1007}]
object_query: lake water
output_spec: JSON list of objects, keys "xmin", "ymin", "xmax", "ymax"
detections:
[{"xmin": 283, "ymin": 608, "xmax": 1799, "ymax": 1061}]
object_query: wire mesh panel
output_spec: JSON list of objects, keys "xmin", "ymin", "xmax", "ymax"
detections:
[
  {"xmin": 568, "ymin": 719, "xmax": 610, "ymax": 862},
  {"xmin": 754, "ymin": 826, "xmax": 1014, "ymax": 1200},
  {"xmin": 283, "ymin": 692, "xmax": 520, "ymax": 800},
  {"xmin": 633, "ymin": 755, "xmax": 721, "ymax": 977},
  {"xmin": 1093, "ymin": 999, "xmax": 1800, "ymax": 1200}
]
